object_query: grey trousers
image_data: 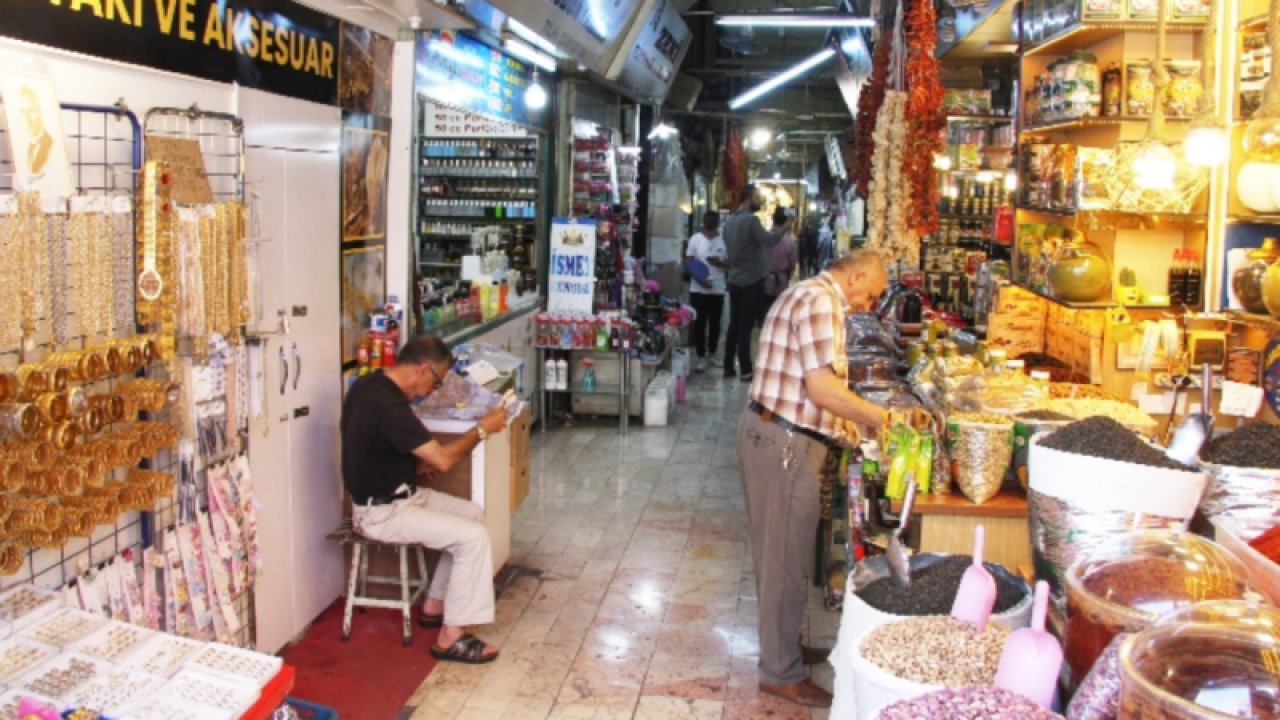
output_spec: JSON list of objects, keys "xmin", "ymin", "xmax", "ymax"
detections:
[{"xmin": 737, "ymin": 410, "xmax": 828, "ymax": 686}]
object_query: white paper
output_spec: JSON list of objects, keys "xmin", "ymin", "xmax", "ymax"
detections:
[{"xmin": 1220, "ymin": 380, "xmax": 1265, "ymax": 418}]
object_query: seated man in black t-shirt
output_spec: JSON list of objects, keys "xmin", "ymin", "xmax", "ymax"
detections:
[{"xmin": 341, "ymin": 335, "xmax": 507, "ymax": 664}]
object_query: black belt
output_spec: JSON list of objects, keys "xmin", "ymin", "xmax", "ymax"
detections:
[
  {"xmin": 748, "ymin": 401, "xmax": 831, "ymax": 446},
  {"xmin": 355, "ymin": 488, "xmax": 415, "ymax": 506}
]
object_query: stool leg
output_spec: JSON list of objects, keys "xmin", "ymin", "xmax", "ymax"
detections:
[
  {"xmin": 342, "ymin": 542, "xmax": 361, "ymax": 642},
  {"xmin": 415, "ymin": 546, "xmax": 429, "ymax": 605},
  {"xmin": 399, "ymin": 545, "xmax": 413, "ymax": 647},
  {"xmin": 356, "ymin": 543, "xmax": 370, "ymax": 614}
]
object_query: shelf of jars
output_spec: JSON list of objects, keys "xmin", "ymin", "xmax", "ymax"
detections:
[
  {"xmin": 1024, "ymin": 20, "xmax": 1204, "ymax": 57},
  {"xmin": 1022, "ymin": 115, "xmax": 1192, "ymax": 134}
]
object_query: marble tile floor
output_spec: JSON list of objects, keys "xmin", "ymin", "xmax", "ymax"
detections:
[{"xmin": 404, "ymin": 371, "xmax": 839, "ymax": 720}]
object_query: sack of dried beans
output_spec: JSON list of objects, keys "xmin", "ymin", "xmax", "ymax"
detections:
[
  {"xmin": 1199, "ymin": 424, "xmax": 1280, "ymax": 541},
  {"xmin": 1027, "ymin": 423, "xmax": 1207, "ymax": 605}
]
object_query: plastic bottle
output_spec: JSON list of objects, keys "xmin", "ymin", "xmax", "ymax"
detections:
[
  {"xmin": 545, "ymin": 354, "xmax": 558, "ymax": 391},
  {"xmin": 1184, "ymin": 249, "xmax": 1202, "ymax": 307},
  {"xmin": 596, "ymin": 317, "xmax": 610, "ymax": 351},
  {"xmin": 1168, "ymin": 249, "xmax": 1187, "ymax": 304},
  {"xmin": 581, "ymin": 358, "xmax": 596, "ymax": 392},
  {"xmin": 499, "ymin": 280, "xmax": 509, "ymax": 313},
  {"xmin": 554, "ymin": 355, "xmax": 568, "ymax": 391}
]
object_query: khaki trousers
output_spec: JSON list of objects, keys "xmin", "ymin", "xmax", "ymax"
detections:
[
  {"xmin": 737, "ymin": 410, "xmax": 828, "ymax": 687},
  {"xmin": 352, "ymin": 489, "xmax": 495, "ymax": 627}
]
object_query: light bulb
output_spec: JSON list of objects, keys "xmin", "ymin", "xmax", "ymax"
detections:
[
  {"xmin": 933, "ymin": 154, "xmax": 953, "ymax": 171},
  {"xmin": 808, "ymin": 200, "xmax": 817, "ymax": 211},
  {"xmin": 1133, "ymin": 143, "xmax": 1176, "ymax": 190},
  {"xmin": 1184, "ymin": 126, "xmax": 1228, "ymax": 167},
  {"xmin": 1004, "ymin": 172, "xmax": 1018, "ymax": 192},
  {"xmin": 751, "ymin": 128, "xmax": 772, "ymax": 149},
  {"xmin": 525, "ymin": 80, "xmax": 548, "ymax": 111}
]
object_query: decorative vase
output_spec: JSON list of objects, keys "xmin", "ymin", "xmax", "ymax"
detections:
[
  {"xmin": 1234, "ymin": 238, "xmax": 1280, "ymax": 314},
  {"xmin": 1262, "ymin": 259, "xmax": 1280, "ymax": 318},
  {"xmin": 1048, "ymin": 232, "xmax": 1111, "ymax": 302}
]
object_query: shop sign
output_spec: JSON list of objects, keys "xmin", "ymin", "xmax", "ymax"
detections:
[
  {"xmin": 415, "ymin": 30, "xmax": 546, "ymax": 131},
  {"xmin": 606, "ymin": 0, "xmax": 690, "ymax": 105},
  {"xmin": 825, "ymin": 135, "xmax": 848, "ymax": 181},
  {"xmin": 548, "ymin": 217, "xmax": 596, "ymax": 313},
  {"xmin": 483, "ymin": 0, "xmax": 646, "ymax": 76},
  {"xmin": 422, "ymin": 101, "xmax": 529, "ymax": 138},
  {"xmin": 0, "ymin": 0, "xmax": 342, "ymax": 106}
]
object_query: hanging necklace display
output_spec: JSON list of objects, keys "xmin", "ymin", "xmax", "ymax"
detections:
[
  {"xmin": 0, "ymin": 199, "xmax": 20, "ymax": 350},
  {"xmin": 176, "ymin": 207, "xmax": 208, "ymax": 358},
  {"xmin": 47, "ymin": 210, "xmax": 69, "ymax": 347},
  {"xmin": 111, "ymin": 197, "xmax": 134, "ymax": 332},
  {"xmin": 15, "ymin": 193, "xmax": 49, "ymax": 350},
  {"xmin": 136, "ymin": 162, "xmax": 178, "ymax": 365},
  {"xmin": 227, "ymin": 202, "xmax": 249, "ymax": 335}
]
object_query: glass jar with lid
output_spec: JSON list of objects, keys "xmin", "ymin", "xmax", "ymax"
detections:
[
  {"xmin": 1232, "ymin": 237, "xmax": 1280, "ymax": 314},
  {"xmin": 1063, "ymin": 531, "xmax": 1249, "ymax": 689},
  {"xmin": 1119, "ymin": 598, "xmax": 1280, "ymax": 719}
]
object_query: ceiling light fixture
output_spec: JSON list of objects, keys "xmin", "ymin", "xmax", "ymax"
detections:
[
  {"xmin": 716, "ymin": 14, "xmax": 875, "ymax": 28},
  {"xmin": 507, "ymin": 18, "xmax": 560, "ymax": 56},
  {"xmin": 504, "ymin": 36, "xmax": 558, "ymax": 73},
  {"xmin": 648, "ymin": 123, "xmax": 679, "ymax": 140},
  {"xmin": 750, "ymin": 128, "xmax": 773, "ymax": 148},
  {"xmin": 729, "ymin": 48, "xmax": 837, "ymax": 109}
]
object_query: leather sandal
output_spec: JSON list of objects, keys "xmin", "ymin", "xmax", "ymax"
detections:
[
  {"xmin": 759, "ymin": 680, "xmax": 833, "ymax": 708},
  {"xmin": 418, "ymin": 613, "xmax": 444, "ymax": 629},
  {"xmin": 801, "ymin": 644, "xmax": 832, "ymax": 665},
  {"xmin": 430, "ymin": 633, "xmax": 499, "ymax": 665}
]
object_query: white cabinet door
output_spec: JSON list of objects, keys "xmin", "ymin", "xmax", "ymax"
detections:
[
  {"xmin": 282, "ymin": 149, "xmax": 345, "ymax": 633},
  {"xmin": 246, "ymin": 147, "xmax": 299, "ymax": 654}
]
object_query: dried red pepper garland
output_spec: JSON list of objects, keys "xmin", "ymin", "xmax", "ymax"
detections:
[
  {"xmin": 854, "ymin": 38, "xmax": 893, "ymax": 197},
  {"xmin": 904, "ymin": 0, "xmax": 945, "ymax": 236}
]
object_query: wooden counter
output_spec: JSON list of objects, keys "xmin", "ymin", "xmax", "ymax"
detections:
[{"xmin": 893, "ymin": 490, "xmax": 1032, "ymax": 573}]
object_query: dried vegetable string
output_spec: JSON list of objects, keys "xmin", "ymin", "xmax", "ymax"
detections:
[
  {"xmin": 904, "ymin": 0, "xmax": 945, "ymax": 237},
  {"xmin": 854, "ymin": 39, "xmax": 892, "ymax": 197}
]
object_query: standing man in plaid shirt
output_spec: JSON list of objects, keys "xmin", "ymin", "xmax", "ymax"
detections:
[{"xmin": 739, "ymin": 250, "xmax": 891, "ymax": 708}]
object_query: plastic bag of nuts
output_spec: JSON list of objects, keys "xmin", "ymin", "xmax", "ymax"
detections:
[{"xmin": 946, "ymin": 414, "xmax": 1014, "ymax": 504}]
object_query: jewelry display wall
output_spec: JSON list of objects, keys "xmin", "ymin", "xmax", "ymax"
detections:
[{"xmin": 0, "ymin": 102, "xmax": 155, "ymax": 593}]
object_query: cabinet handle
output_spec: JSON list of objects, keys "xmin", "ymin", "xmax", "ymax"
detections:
[
  {"xmin": 279, "ymin": 346, "xmax": 289, "ymax": 395},
  {"xmin": 292, "ymin": 343, "xmax": 301, "ymax": 391}
]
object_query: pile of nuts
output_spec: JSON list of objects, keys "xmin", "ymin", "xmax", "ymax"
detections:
[
  {"xmin": 877, "ymin": 686, "xmax": 1065, "ymax": 719},
  {"xmin": 859, "ymin": 616, "xmax": 1010, "ymax": 686}
]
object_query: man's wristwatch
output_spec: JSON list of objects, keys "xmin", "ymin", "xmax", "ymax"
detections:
[{"xmin": 477, "ymin": 425, "xmax": 489, "ymax": 442}]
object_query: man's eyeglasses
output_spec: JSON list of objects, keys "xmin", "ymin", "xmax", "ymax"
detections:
[{"xmin": 425, "ymin": 363, "xmax": 446, "ymax": 391}]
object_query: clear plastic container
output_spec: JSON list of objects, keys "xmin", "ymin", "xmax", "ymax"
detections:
[
  {"xmin": 1064, "ymin": 532, "xmax": 1249, "ymax": 690},
  {"xmin": 1119, "ymin": 598, "xmax": 1280, "ymax": 719}
]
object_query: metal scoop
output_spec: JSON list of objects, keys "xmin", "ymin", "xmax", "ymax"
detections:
[
  {"xmin": 1166, "ymin": 364, "xmax": 1215, "ymax": 467},
  {"xmin": 887, "ymin": 475, "xmax": 917, "ymax": 588}
]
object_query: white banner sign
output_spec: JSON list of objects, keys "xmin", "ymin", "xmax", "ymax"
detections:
[
  {"xmin": 421, "ymin": 101, "xmax": 529, "ymax": 138},
  {"xmin": 548, "ymin": 217, "xmax": 597, "ymax": 313}
]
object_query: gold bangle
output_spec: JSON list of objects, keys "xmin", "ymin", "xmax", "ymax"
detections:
[
  {"xmin": 0, "ymin": 374, "xmax": 16, "ymax": 404},
  {"xmin": 34, "ymin": 393, "xmax": 67, "ymax": 424},
  {"xmin": 14, "ymin": 366, "xmax": 49, "ymax": 400},
  {"xmin": 0, "ymin": 404, "xmax": 40, "ymax": 438},
  {"xmin": 49, "ymin": 367, "xmax": 69, "ymax": 393},
  {"xmin": 0, "ymin": 543, "xmax": 23, "ymax": 574},
  {"xmin": 41, "ymin": 423, "xmax": 75, "ymax": 452},
  {"xmin": 60, "ymin": 388, "xmax": 87, "ymax": 419}
]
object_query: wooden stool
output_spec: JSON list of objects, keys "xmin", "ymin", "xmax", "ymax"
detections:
[{"xmin": 328, "ymin": 520, "xmax": 430, "ymax": 647}]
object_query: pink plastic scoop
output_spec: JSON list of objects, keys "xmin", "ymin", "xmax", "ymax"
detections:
[
  {"xmin": 993, "ymin": 580, "xmax": 1063, "ymax": 709},
  {"xmin": 950, "ymin": 524, "xmax": 996, "ymax": 633}
]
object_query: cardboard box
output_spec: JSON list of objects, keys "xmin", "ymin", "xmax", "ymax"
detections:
[
  {"xmin": 996, "ymin": 285, "xmax": 1048, "ymax": 318},
  {"xmin": 988, "ymin": 311, "xmax": 1046, "ymax": 358}
]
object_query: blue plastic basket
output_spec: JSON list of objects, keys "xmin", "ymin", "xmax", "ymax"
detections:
[{"xmin": 286, "ymin": 697, "xmax": 338, "ymax": 720}]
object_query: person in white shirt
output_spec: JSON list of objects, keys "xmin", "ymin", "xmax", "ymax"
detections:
[{"xmin": 686, "ymin": 212, "xmax": 728, "ymax": 373}]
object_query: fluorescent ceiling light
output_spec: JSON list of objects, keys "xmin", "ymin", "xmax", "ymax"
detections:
[
  {"xmin": 717, "ymin": 14, "xmax": 874, "ymax": 28},
  {"xmin": 618, "ymin": 146, "xmax": 642, "ymax": 154},
  {"xmin": 648, "ymin": 123, "xmax": 678, "ymax": 140},
  {"xmin": 504, "ymin": 37, "xmax": 557, "ymax": 73},
  {"xmin": 730, "ymin": 48, "xmax": 836, "ymax": 109},
  {"xmin": 508, "ymin": 18, "xmax": 560, "ymax": 56}
]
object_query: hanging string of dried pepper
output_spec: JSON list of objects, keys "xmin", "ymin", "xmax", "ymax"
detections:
[
  {"xmin": 904, "ymin": 0, "xmax": 945, "ymax": 237},
  {"xmin": 853, "ymin": 38, "xmax": 893, "ymax": 197},
  {"xmin": 721, "ymin": 123, "xmax": 746, "ymax": 209}
]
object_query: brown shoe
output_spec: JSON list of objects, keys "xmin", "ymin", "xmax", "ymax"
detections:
[
  {"xmin": 801, "ymin": 644, "xmax": 832, "ymax": 665},
  {"xmin": 759, "ymin": 680, "xmax": 833, "ymax": 708}
]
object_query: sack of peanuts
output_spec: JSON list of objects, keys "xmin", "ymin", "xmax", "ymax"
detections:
[{"xmin": 945, "ymin": 413, "xmax": 1015, "ymax": 504}]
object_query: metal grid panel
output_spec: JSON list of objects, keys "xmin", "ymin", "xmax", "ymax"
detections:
[
  {"xmin": 139, "ymin": 107, "xmax": 253, "ymax": 646},
  {"xmin": 143, "ymin": 106, "xmax": 245, "ymax": 202}
]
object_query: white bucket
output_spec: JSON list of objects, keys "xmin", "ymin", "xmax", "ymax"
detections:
[
  {"xmin": 848, "ymin": 623, "xmax": 944, "ymax": 720},
  {"xmin": 644, "ymin": 380, "xmax": 669, "ymax": 426}
]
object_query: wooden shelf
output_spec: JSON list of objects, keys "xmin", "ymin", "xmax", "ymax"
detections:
[
  {"xmin": 947, "ymin": 114, "xmax": 1016, "ymax": 123},
  {"xmin": 1018, "ymin": 205, "xmax": 1208, "ymax": 226},
  {"xmin": 1227, "ymin": 309, "xmax": 1280, "ymax": 326},
  {"xmin": 1229, "ymin": 213, "xmax": 1280, "ymax": 225},
  {"xmin": 1240, "ymin": 12, "xmax": 1268, "ymax": 29},
  {"xmin": 1012, "ymin": 281, "xmax": 1174, "ymax": 310},
  {"xmin": 1022, "ymin": 115, "xmax": 1191, "ymax": 134},
  {"xmin": 1024, "ymin": 20, "xmax": 1203, "ymax": 57},
  {"xmin": 891, "ymin": 490, "xmax": 1028, "ymax": 518}
]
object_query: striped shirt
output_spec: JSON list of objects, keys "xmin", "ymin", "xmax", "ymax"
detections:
[{"xmin": 749, "ymin": 272, "xmax": 856, "ymax": 443}]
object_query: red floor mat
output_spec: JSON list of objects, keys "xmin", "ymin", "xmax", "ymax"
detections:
[{"xmin": 280, "ymin": 599, "xmax": 438, "ymax": 720}]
